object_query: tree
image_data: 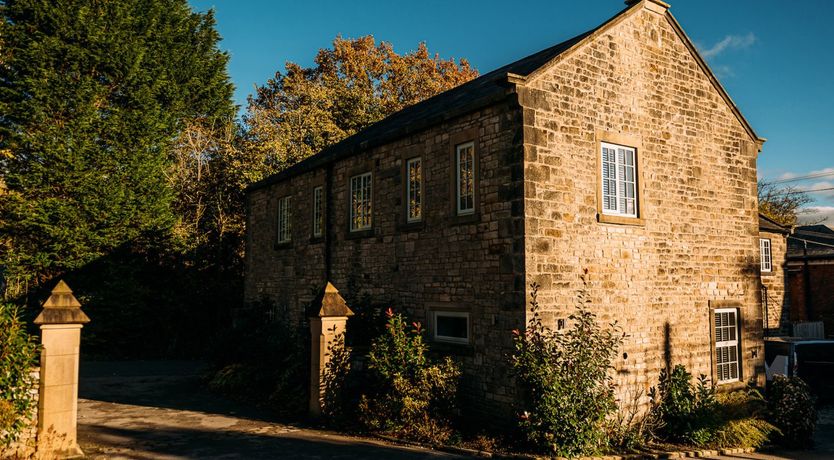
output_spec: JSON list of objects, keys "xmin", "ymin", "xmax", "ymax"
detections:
[
  {"xmin": 244, "ymin": 35, "xmax": 478, "ymax": 176},
  {"xmin": 0, "ymin": 0, "xmax": 235, "ymax": 285},
  {"xmin": 758, "ymin": 179, "xmax": 818, "ymax": 227}
]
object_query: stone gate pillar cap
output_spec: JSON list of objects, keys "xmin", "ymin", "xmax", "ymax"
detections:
[
  {"xmin": 309, "ymin": 282, "xmax": 354, "ymax": 318},
  {"xmin": 34, "ymin": 280, "xmax": 90, "ymax": 325}
]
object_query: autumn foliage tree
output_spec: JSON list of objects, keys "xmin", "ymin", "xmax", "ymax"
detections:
[
  {"xmin": 758, "ymin": 179, "xmax": 817, "ymax": 227},
  {"xmin": 244, "ymin": 35, "xmax": 478, "ymax": 175}
]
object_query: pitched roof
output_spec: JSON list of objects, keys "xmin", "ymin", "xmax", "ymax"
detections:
[
  {"xmin": 247, "ymin": 0, "xmax": 762, "ymax": 193},
  {"xmin": 246, "ymin": 6, "xmax": 631, "ymax": 193},
  {"xmin": 759, "ymin": 214, "xmax": 790, "ymax": 234}
]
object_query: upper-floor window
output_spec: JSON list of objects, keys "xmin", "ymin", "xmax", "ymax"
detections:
[
  {"xmin": 276, "ymin": 195, "xmax": 292, "ymax": 244},
  {"xmin": 456, "ymin": 142, "xmax": 475, "ymax": 215},
  {"xmin": 601, "ymin": 142, "xmax": 637, "ymax": 218},
  {"xmin": 350, "ymin": 172, "xmax": 372, "ymax": 231},
  {"xmin": 406, "ymin": 157, "xmax": 422, "ymax": 222},
  {"xmin": 760, "ymin": 238, "xmax": 772, "ymax": 273},
  {"xmin": 714, "ymin": 308, "xmax": 741, "ymax": 384},
  {"xmin": 312, "ymin": 186, "xmax": 324, "ymax": 237}
]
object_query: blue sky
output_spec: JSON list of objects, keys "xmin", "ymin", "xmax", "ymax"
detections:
[{"xmin": 191, "ymin": 0, "xmax": 834, "ymax": 222}]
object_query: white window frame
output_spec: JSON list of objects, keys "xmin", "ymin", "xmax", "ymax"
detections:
[
  {"xmin": 276, "ymin": 196, "xmax": 292, "ymax": 244},
  {"xmin": 350, "ymin": 172, "xmax": 372, "ymax": 232},
  {"xmin": 714, "ymin": 308, "xmax": 741, "ymax": 384},
  {"xmin": 312, "ymin": 186, "xmax": 324, "ymax": 237},
  {"xmin": 760, "ymin": 238, "xmax": 772, "ymax": 273},
  {"xmin": 456, "ymin": 142, "xmax": 475, "ymax": 216},
  {"xmin": 406, "ymin": 157, "xmax": 423, "ymax": 223},
  {"xmin": 431, "ymin": 311, "xmax": 470, "ymax": 344},
  {"xmin": 600, "ymin": 142, "xmax": 638, "ymax": 218}
]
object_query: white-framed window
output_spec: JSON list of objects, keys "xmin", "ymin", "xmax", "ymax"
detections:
[
  {"xmin": 350, "ymin": 172, "xmax": 372, "ymax": 231},
  {"xmin": 276, "ymin": 196, "xmax": 292, "ymax": 244},
  {"xmin": 406, "ymin": 157, "xmax": 422, "ymax": 222},
  {"xmin": 431, "ymin": 311, "xmax": 470, "ymax": 344},
  {"xmin": 601, "ymin": 142, "xmax": 637, "ymax": 217},
  {"xmin": 456, "ymin": 142, "xmax": 475, "ymax": 215},
  {"xmin": 714, "ymin": 308, "xmax": 740, "ymax": 383},
  {"xmin": 760, "ymin": 238, "xmax": 772, "ymax": 273},
  {"xmin": 312, "ymin": 186, "xmax": 324, "ymax": 237}
]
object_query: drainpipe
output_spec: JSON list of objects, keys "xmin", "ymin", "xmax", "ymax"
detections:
[{"xmin": 325, "ymin": 163, "xmax": 333, "ymax": 281}]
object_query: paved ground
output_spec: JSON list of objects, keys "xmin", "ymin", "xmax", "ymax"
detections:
[
  {"xmin": 77, "ymin": 361, "xmax": 834, "ymax": 459},
  {"xmin": 77, "ymin": 361, "xmax": 460, "ymax": 459}
]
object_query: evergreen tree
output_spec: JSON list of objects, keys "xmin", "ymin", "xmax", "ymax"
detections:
[{"xmin": 0, "ymin": 0, "xmax": 235, "ymax": 286}]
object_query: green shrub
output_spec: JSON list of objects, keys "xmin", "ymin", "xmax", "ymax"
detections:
[
  {"xmin": 651, "ymin": 365, "xmax": 719, "ymax": 445},
  {"xmin": 510, "ymin": 279, "xmax": 625, "ymax": 457},
  {"xmin": 768, "ymin": 375, "xmax": 816, "ymax": 448},
  {"xmin": 359, "ymin": 308, "xmax": 460, "ymax": 444},
  {"xmin": 208, "ymin": 300, "xmax": 307, "ymax": 417},
  {"xmin": 0, "ymin": 303, "xmax": 38, "ymax": 446},
  {"xmin": 651, "ymin": 366, "xmax": 778, "ymax": 449}
]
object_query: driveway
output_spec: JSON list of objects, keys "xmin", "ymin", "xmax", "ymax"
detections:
[{"xmin": 77, "ymin": 361, "xmax": 461, "ymax": 459}]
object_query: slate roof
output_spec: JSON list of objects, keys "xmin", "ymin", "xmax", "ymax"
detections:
[
  {"xmin": 246, "ymin": 7, "xmax": 630, "ymax": 192},
  {"xmin": 788, "ymin": 224, "xmax": 834, "ymax": 257},
  {"xmin": 759, "ymin": 214, "xmax": 790, "ymax": 234}
]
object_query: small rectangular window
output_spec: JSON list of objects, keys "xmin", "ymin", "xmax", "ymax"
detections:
[
  {"xmin": 406, "ymin": 157, "xmax": 422, "ymax": 222},
  {"xmin": 456, "ymin": 142, "xmax": 475, "ymax": 215},
  {"xmin": 276, "ymin": 196, "xmax": 292, "ymax": 244},
  {"xmin": 760, "ymin": 238, "xmax": 772, "ymax": 273},
  {"xmin": 714, "ymin": 308, "xmax": 740, "ymax": 383},
  {"xmin": 350, "ymin": 172, "xmax": 372, "ymax": 231},
  {"xmin": 312, "ymin": 186, "xmax": 324, "ymax": 237},
  {"xmin": 601, "ymin": 142, "xmax": 637, "ymax": 218},
  {"xmin": 432, "ymin": 311, "xmax": 470, "ymax": 344}
]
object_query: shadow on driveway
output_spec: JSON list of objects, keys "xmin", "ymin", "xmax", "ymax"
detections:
[{"xmin": 77, "ymin": 360, "xmax": 460, "ymax": 459}]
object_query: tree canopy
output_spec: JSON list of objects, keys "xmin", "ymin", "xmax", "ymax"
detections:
[
  {"xmin": 0, "ymin": 0, "xmax": 235, "ymax": 284},
  {"xmin": 244, "ymin": 35, "xmax": 478, "ymax": 175}
]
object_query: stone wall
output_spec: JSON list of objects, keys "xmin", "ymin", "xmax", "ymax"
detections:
[
  {"xmin": 517, "ymin": 3, "xmax": 764, "ymax": 402},
  {"xmin": 760, "ymin": 231, "xmax": 789, "ymax": 335},
  {"xmin": 245, "ymin": 100, "xmax": 526, "ymax": 420}
]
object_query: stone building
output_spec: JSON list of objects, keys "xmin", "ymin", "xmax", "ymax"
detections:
[
  {"xmin": 759, "ymin": 214, "xmax": 791, "ymax": 336},
  {"xmin": 245, "ymin": 0, "xmax": 769, "ymax": 419}
]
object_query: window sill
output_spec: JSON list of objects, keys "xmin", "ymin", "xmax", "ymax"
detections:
[
  {"xmin": 345, "ymin": 228, "xmax": 374, "ymax": 240},
  {"xmin": 449, "ymin": 212, "xmax": 480, "ymax": 226},
  {"xmin": 597, "ymin": 213, "xmax": 645, "ymax": 226},
  {"xmin": 309, "ymin": 236, "xmax": 324, "ymax": 244},
  {"xmin": 273, "ymin": 241, "xmax": 293, "ymax": 250},
  {"xmin": 760, "ymin": 271, "xmax": 775, "ymax": 277},
  {"xmin": 715, "ymin": 380, "xmax": 747, "ymax": 392}
]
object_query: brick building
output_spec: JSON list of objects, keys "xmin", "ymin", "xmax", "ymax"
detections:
[{"xmin": 245, "ymin": 0, "xmax": 769, "ymax": 419}]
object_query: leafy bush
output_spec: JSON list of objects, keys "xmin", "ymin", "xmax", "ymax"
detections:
[
  {"xmin": 651, "ymin": 366, "xmax": 778, "ymax": 449},
  {"xmin": 359, "ymin": 308, "xmax": 460, "ymax": 444},
  {"xmin": 208, "ymin": 300, "xmax": 307, "ymax": 417},
  {"xmin": 768, "ymin": 375, "xmax": 816, "ymax": 447},
  {"xmin": 651, "ymin": 365, "xmax": 719, "ymax": 445},
  {"xmin": 0, "ymin": 303, "xmax": 38, "ymax": 447},
  {"xmin": 510, "ymin": 279, "xmax": 625, "ymax": 457}
]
